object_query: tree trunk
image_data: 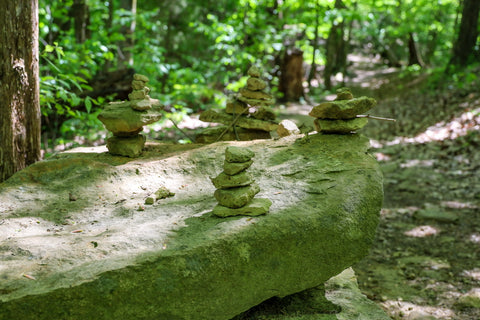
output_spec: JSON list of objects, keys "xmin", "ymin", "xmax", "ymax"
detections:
[
  {"xmin": 71, "ymin": 0, "xmax": 90, "ymax": 43},
  {"xmin": 324, "ymin": 0, "xmax": 347, "ymax": 90},
  {"xmin": 117, "ymin": 0, "xmax": 137, "ymax": 67},
  {"xmin": 278, "ymin": 48, "xmax": 304, "ymax": 102},
  {"xmin": 307, "ymin": 2, "xmax": 321, "ymax": 89},
  {"xmin": 449, "ymin": 0, "xmax": 480, "ymax": 67},
  {"xmin": 407, "ymin": 32, "xmax": 425, "ymax": 67},
  {"xmin": 0, "ymin": 0, "xmax": 41, "ymax": 182}
]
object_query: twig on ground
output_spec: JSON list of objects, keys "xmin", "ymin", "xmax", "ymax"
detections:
[
  {"xmin": 215, "ymin": 106, "xmax": 250, "ymax": 142},
  {"xmin": 170, "ymin": 119, "xmax": 196, "ymax": 142},
  {"xmin": 357, "ymin": 114, "xmax": 396, "ymax": 122}
]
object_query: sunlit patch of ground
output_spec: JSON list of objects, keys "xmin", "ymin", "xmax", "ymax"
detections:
[{"xmin": 381, "ymin": 300, "xmax": 456, "ymax": 319}]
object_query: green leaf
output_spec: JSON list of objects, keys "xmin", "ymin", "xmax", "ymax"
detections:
[{"xmin": 85, "ymin": 97, "xmax": 92, "ymax": 113}]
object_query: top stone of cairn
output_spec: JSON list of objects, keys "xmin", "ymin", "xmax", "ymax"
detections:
[{"xmin": 225, "ymin": 146, "xmax": 255, "ymax": 163}]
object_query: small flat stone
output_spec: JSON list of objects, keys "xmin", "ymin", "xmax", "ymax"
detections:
[
  {"xmin": 195, "ymin": 127, "xmax": 271, "ymax": 143},
  {"xmin": 106, "ymin": 134, "xmax": 146, "ymax": 157},
  {"xmin": 132, "ymin": 80, "xmax": 146, "ymax": 90},
  {"xmin": 211, "ymin": 171, "xmax": 254, "ymax": 189},
  {"xmin": 133, "ymin": 74, "xmax": 149, "ymax": 82},
  {"xmin": 224, "ymin": 160, "xmax": 253, "ymax": 175},
  {"xmin": 98, "ymin": 99, "xmax": 163, "ymax": 135},
  {"xmin": 335, "ymin": 87, "xmax": 353, "ymax": 101},
  {"xmin": 225, "ymin": 99, "xmax": 249, "ymax": 115},
  {"xmin": 237, "ymin": 95, "xmax": 275, "ymax": 107},
  {"xmin": 214, "ymin": 183, "xmax": 260, "ymax": 208},
  {"xmin": 252, "ymin": 106, "xmax": 275, "ymax": 121},
  {"xmin": 314, "ymin": 118, "xmax": 368, "ymax": 134},
  {"xmin": 247, "ymin": 65, "xmax": 261, "ymax": 78},
  {"xmin": 247, "ymin": 77, "xmax": 267, "ymax": 91},
  {"xmin": 240, "ymin": 88, "xmax": 273, "ymax": 101},
  {"xmin": 225, "ymin": 146, "xmax": 255, "ymax": 163},
  {"xmin": 199, "ymin": 110, "xmax": 278, "ymax": 132},
  {"xmin": 309, "ymin": 97, "xmax": 376, "ymax": 119},
  {"xmin": 131, "ymin": 100, "xmax": 152, "ymax": 111},
  {"xmin": 145, "ymin": 197, "xmax": 155, "ymax": 205},
  {"xmin": 277, "ymin": 119, "xmax": 301, "ymax": 137},
  {"xmin": 128, "ymin": 88, "xmax": 149, "ymax": 101},
  {"xmin": 212, "ymin": 198, "xmax": 272, "ymax": 217},
  {"xmin": 155, "ymin": 186, "xmax": 175, "ymax": 200}
]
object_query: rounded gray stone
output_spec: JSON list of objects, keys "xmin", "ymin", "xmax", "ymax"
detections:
[{"xmin": 225, "ymin": 146, "xmax": 255, "ymax": 163}]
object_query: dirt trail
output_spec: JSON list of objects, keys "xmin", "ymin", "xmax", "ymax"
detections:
[{"xmin": 344, "ymin": 56, "xmax": 480, "ymax": 320}]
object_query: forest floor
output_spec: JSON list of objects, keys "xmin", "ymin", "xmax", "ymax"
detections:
[
  {"xmin": 164, "ymin": 56, "xmax": 480, "ymax": 320},
  {"xmin": 343, "ymin": 56, "xmax": 480, "ymax": 320}
]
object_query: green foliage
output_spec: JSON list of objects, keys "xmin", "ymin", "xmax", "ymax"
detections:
[{"xmin": 38, "ymin": 0, "xmax": 477, "ymax": 152}]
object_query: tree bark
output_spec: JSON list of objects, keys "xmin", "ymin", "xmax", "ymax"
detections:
[
  {"xmin": 449, "ymin": 0, "xmax": 480, "ymax": 66},
  {"xmin": 278, "ymin": 48, "xmax": 304, "ymax": 102},
  {"xmin": 71, "ymin": 0, "xmax": 90, "ymax": 43},
  {"xmin": 307, "ymin": 2, "xmax": 321, "ymax": 89},
  {"xmin": 324, "ymin": 0, "xmax": 347, "ymax": 90},
  {"xmin": 117, "ymin": 0, "xmax": 137, "ymax": 67},
  {"xmin": 0, "ymin": 0, "xmax": 41, "ymax": 182},
  {"xmin": 407, "ymin": 32, "xmax": 425, "ymax": 67}
]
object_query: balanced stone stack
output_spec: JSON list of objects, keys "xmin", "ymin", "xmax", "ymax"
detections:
[
  {"xmin": 98, "ymin": 74, "xmax": 164, "ymax": 157},
  {"xmin": 197, "ymin": 65, "xmax": 278, "ymax": 143},
  {"xmin": 211, "ymin": 146, "xmax": 272, "ymax": 217},
  {"xmin": 308, "ymin": 88, "xmax": 377, "ymax": 134}
]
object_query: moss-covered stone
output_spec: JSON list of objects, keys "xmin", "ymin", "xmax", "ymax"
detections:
[
  {"xmin": 334, "ymin": 87, "xmax": 354, "ymax": 101},
  {"xmin": 247, "ymin": 77, "xmax": 267, "ymax": 91},
  {"xmin": 314, "ymin": 117, "xmax": 369, "ymax": 134},
  {"xmin": 226, "ymin": 99, "xmax": 249, "ymax": 115},
  {"xmin": 224, "ymin": 160, "xmax": 253, "ymax": 175},
  {"xmin": 309, "ymin": 96, "xmax": 376, "ymax": 119},
  {"xmin": 155, "ymin": 186, "xmax": 175, "ymax": 200},
  {"xmin": 98, "ymin": 100, "xmax": 163, "ymax": 135},
  {"xmin": 247, "ymin": 65, "xmax": 261, "ymax": 77},
  {"xmin": 225, "ymin": 146, "xmax": 255, "ymax": 163},
  {"xmin": 106, "ymin": 134, "xmax": 146, "ymax": 157},
  {"xmin": 133, "ymin": 73, "xmax": 149, "ymax": 82},
  {"xmin": 213, "ymin": 198, "xmax": 272, "ymax": 217},
  {"xmin": 211, "ymin": 171, "xmax": 254, "ymax": 189},
  {"xmin": 252, "ymin": 106, "xmax": 276, "ymax": 121},
  {"xmin": 240, "ymin": 88, "xmax": 273, "ymax": 101},
  {"xmin": 0, "ymin": 134, "xmax": 383, "ymax": 320},
  {"xmin": 214, "ymin": 183, "xmax": 260, "ymax": 208}
]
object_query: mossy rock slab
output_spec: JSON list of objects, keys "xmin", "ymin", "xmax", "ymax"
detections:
[
  {"xmin": 309, "ymin": 97, "xmax": 376, "ymax": 119},
  {"xmin": 98, "ymin": 99, "xmax": 163, "ymax": 135},
  {"xmin": 0, "ymin": 134, "xmax": 383, "ymax": 320},
  {"xmin": 314, "ymin": 118, "xmax": 369, "ymax": 134}
]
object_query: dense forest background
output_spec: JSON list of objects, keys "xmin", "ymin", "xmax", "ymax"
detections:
[
  {"xmin": 1, "ymin": 1, "xmax": 480, "ymax": 319},
  {"xmin": 35, "ymin": 0, "xmax": 479, "ymax": 154}
]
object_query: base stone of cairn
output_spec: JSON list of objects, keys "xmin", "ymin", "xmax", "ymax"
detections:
[
  {"xmin": 197, "ymin": 65, "xmax": 278, "ymax": 143},
  {"xmin": 211, "ymin": 146, "xmax": 272, "ymax": 217},
  {"xmin": 309, "ymin": 87, "xmax": 376, "ymax": 134},
  {"xmin": 0, "ymin": 134, "xmax": 384, "ymax": 320},
  {"xmin": 98, "ymin": 74, "xmax": 164, "ymax": 157}
]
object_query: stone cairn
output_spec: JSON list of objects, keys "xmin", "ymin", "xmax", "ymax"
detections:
[
  {"xmin": 308, "ymin": 88, "xmax": 377, "ymax": 134},
  {"xmin": 98, "ymin": 74, "xmax": 164, "ymax": 157},
  {"xmin": 210, "ymin": 146, "xmax": 272, "ymax": 217},
  {"xmin": 197, "ymin": 65, "xmax": 278, "ymax": 143}
]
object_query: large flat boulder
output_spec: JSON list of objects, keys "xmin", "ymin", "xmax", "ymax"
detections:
[{"xmin": 0, "ymin": 133, "xmax": 383, "ymax": 320}]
